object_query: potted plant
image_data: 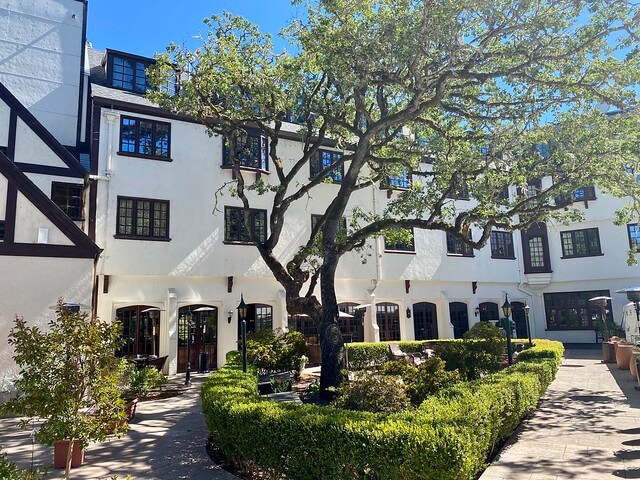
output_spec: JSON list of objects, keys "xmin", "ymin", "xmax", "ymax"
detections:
[
  {"xmin": 2, "ymin": 299, "xmax": 127, "ymax": 479},
  {"xmin": 117, "ymin": 361, "xmax": 167, "ymax": 419}
]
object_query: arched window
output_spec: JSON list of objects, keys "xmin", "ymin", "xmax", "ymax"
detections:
[
  {"xmin": 338, "ymin": 302, "xmax": 364, "ymax": 343},
  {"xmin": 376, "ymin": 302, "xmax": 400, "ymax": 341},
  {"xmin": 413, "ymin": 302, "xmax": 438, "ymax": 340},
  {"xmin": 115, "ymin": 305, "xmax": 158, "ymax": 357},
  {"xmin": 449, "ymin": 302, "xmax": 469, "ymax": 338},
  {"xmin": 479, "ymin": 302, "xmax": 499, "ymax": 322}
]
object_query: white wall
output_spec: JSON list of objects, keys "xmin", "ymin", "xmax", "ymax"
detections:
[{"xmin": 0, "ymin": 0, "xmax": 84, "ymax": 146}]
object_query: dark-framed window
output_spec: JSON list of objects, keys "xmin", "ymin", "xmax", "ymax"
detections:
[
  {"xmin": 449, "ymin": 302, "xmax": 469, "ymax": 338},
  {"xmin": 224, "ymin": 206, "xmax": 267, "ymax": 243},
  {"xmin": 0, "ymin": 220, "xmax": 4, "ymax": 241},
  {"xmin": 490, "ymin": 231, "xmax": 515, "ymax": 259},
  {"xmin": 521, "ymin": 222, "xmax": 551, "ymax": 274},
  {"xmin": 337, "ymin": 303, "xmax": 364, "ymax": 343},
  {"xmin": 560, "ymin": 228, "xmax": 602, "ymax": 258},
  {"xmin": 447, "ymin": 183, "xmax": 470, "ymax": 200},
  {"xmin": 116, "ymin": 196, "xmax": 170, "ymax": 240},
  {"xmin": 310, "ymin": 149, "xmax": 343, "ymax": 183},
  {"xmin": 384, "ymin": 230, "xmax": 415, "ymax": 252},
  {"xmin": 288, "ymin": 313, "xmax": 317, "ymax": 339},
  {"xmin": 222, "ymin": 130, "xmax": 268, "ymax": 171},
  {"xmin": 51, "ymin": 182, "xmax": 83, "ymax": 220},
  {"xmin": 479, "ymin": 302, "xmax": 499, "ymax": 322},
  {"xmin": 556, "ymin": 186, "xmax": 597, "ymax": 206},
  {"xmin": 628, "ymin": 224, "xmax": 640, "ymax": 252},
  {"xmin": 413, "ymin": 302, "xmax": 438, "ymax": 340},
  {"xmin": 446, "ymin": 232, "xmax": 474, "ymax": 257},
  {"xmin": 311, "ymin": 215, "xmax": 346, "ymax": 234},
  {"xmin": 119, "ymin": 116, "xmax": 171, "ymax": 160},
  {"xmin": 243, "ymin": 304, "xmax": 273, "ymax": 341},
  {"xmin": 115, "ymin": 305, "xmax": 160, "ymax": 357},
  {"xmin": 544, "ymin": 290, "xmax": 612, "ymax": 330},
  {"xmin": 108, "ymin": 52, "xmax": 153, "ymax": 94},
  {"xmin": 382, "ymin": 171, "xmax": 411, "ymax": 190}
]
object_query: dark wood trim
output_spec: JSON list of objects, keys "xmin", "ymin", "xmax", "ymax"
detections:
[
  {"xmin": 75, "ymin": 0, "xmax": 88, "ymax": 147},
  {"xmin": 117, "ymin": 151, "xmax": 173, "ymax": 162},
  {"xmin": 0, "ymin": 243, "xmax": 96, "ymax": 258},
  {"xmin": 0, "ymin": 151, "xmax": 99, "ymax": 258},
  {"xmin": 106, "ymin": 48, "xmax": 155, "ymax": 65},
  {"xmin": 0, "ymin": 82, "xmax": 86, "ymax": 177},
  {"xmin": 14, "ymin": 163, "xmax": 85, "ymax": 177},
  {"xmin": 4, "ymin": 182, "xmax": 17, "ymax": 243},
  {"xmin": 7, "ymin": 109, "xmax": 17, "ymax": 160},
  {"xmin": 103, "ymin": 274, "xmax": 109, "ymax": 294},
  {"xmin": 521, "ymin": 222, "xmax": 552, "ymax": 274},
  {"xmin": 113, "ymin": 235, "xmax": 172, "ymax": 242},
  {"xmin": 115, "ymin": 195, "xmax": 170, "ymax": 241},
  {"xmin": 88, "ymin": 105, "xmax": 101, "ymax": 241}
]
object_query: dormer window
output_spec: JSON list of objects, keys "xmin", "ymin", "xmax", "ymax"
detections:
[{"xmin": 107, "ymin": 50, "xmax": 154, "ymax": 94}]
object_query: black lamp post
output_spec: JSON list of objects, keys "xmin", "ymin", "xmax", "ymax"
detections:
[
  {"xmin": 502, "ymin": 295, "xmax": 513, "ymax": 366},
  {"xmin": 237, "ymin": 294, "xmax": 248, "ymax": 373},
  {"xmin": 523, "ymin": 303, "xmax": 532, "ymax": 348},
  {"xmin": 184, "ymin": 311, "xmax": 194, "ymax": 385}
]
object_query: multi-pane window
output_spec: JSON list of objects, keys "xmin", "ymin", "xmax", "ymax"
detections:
[
  {"xmin": 116, "ymin": 196, "xmax": 169, "ymax": 240},
  {"xmin": 490, "ymin": 231, "xmax": 515, "ymax": 259},
  {"xmin": 51, "ymin": 182, "xmax": 83, "ymax": 220},
  {"xmin": 383, "ymin": 171, "xmax": 411, "ymax": 189},
  {"xmin": 528, "ymin": 236, "xmax": 546, "ymax": 268},
  {"xmin": 120, "ymin": 116, "xmax": 170, "ymax": 159},
  {"xmin": 288, "ymin": 314, "xmax": 318, "ymax": 339},
  {"xmin": 628, "ymin": 224, "xmax": 640, "ymax": 252},
  {"xmin": 311, "ymin": 215, "xmax": 346, "ymax": 234},
  {"xmin": 222, "ymin": 131, "xmax": 268, "ymax": 170},
  {"xmin": 224, "ymin": 206, "xmax": 267, "ymax": 243},
  {"xmin": 446, "ymin": 232, "xmax": 474, "ymax": 257},
  {"xmin": 522, "ymin": 222, "xmax": 551, "ymax": 273},
  {"xmin": 525, "ymin": 178, "xmax": 542, "ymax": 197},
  {"xmin": 384, "ymin": 230, "xmax": 415, "ymax": 252},
  {"xmin": 560, "ymin": 228, "xmax": 601, "ymax": 258},
  {"xmin": 573, "ymin": 186, "xmax": 596, "ymax": 201},
  {"xmin": 447, "ymin": 183, "xmax": 470, "ymax": 200},
  {"xmin": 110, "ymin": 54, "xmax": 153, "ymax": 93},
  {"xmin": 479, "ymin": 302, "xmax": 499, "ymax": 322},
  {"xmin": 376, "ymin": 302, "xmax": 400, "ymax": 341},
  {"xmin": 310, "ymin": 149, "xmax": 343, "ymax": 183},
  {"xmin": 255, "ymin": 304, "xmax": 273, "ymax": 331},
  {"xmin": 545, "ymin": 290, "xmax": 612, "ymax": 330}
]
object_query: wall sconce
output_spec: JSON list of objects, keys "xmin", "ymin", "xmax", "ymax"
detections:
[
  {"xmin": 406, "ymin": 308, "xmax": 412, "ymax": 319},
  {"xmin": 227, "ymin": 310, "xmax": 234, "ymax": 324},
  {"xmin": 474, "ymin": 306, "xmax": 480, "ymax": 317}
]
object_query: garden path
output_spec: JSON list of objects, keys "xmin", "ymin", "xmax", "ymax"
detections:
[{"xmin": 480, "ymin": 346, "xmax": 640, "ymax": 480}]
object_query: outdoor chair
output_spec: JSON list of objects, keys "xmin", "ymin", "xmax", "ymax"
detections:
[
  {"xmin": 388, "ymin": 343, "xmax": 420, "ymax": 365},
  {"xmin": 147, "ymin": 355, "xmax": 168, "ymax": 372}
]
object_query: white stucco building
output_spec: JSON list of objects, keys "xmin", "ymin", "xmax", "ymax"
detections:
[{"xmin": 1, "ymin": 0, "xmax": 639, "ymax": 381}]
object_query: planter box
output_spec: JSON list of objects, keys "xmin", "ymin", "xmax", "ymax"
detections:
[
  {"xmin": 53, "ymin": 440, "xmax": 85, "ymax": 469},
  {"xmin": 257, "ymin": 372, "xmax": 292, "ymax": 395}
]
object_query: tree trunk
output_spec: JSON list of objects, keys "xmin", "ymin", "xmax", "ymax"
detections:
[{"xmin": 64, "ymin": 438, "xmax": 74, "ymax": 480}]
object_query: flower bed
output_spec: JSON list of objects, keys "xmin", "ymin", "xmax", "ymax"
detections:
[{"xmin": 202, "ymin": 339, "xmax": 563, "ymax": 480}]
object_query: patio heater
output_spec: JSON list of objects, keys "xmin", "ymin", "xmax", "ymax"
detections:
[
  {"xmin": 502, "ymin": 295, "xmax": 513, "ymax": 366},
  {"xmin": 588, "ymin": 296, "xmax": 613, "ymax": 341},
  {"xmin": 237, "ymin": 294, "xmax": 248, "ymax": 373},
  {"xmin": 523, "ymin": 303, "xmax": 532, "ymax": 348},
  {"xmin": 616, "ymin": 287, "xmax": 640, "ymax": 338}
]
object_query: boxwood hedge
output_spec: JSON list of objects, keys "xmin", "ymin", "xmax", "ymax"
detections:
[{"xmin": 202, "ymin": 339, "xmax": 563, "ymax": 480}]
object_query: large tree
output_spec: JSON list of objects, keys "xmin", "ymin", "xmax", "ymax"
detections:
[{"xmin": 149, "ymin": 0, "xmax": 640, "ymax": 394}]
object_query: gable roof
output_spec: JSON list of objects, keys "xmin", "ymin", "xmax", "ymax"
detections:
[
  {"xmin": 0, "ymin": 151, "xmax": 99, "ymax": 259},
  {"xmin": 0, "ymin": 82, "xmax": 86, "ymax": 178}
]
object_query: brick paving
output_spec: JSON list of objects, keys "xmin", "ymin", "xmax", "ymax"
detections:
[{"xmin": 480, "ymin": 347, "xmax": 640, "ymax": 480}]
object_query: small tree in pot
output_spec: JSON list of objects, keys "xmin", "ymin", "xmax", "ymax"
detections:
[{"xmin": 2, "ymin": 299, "xmax": 126, "ymax": 479}]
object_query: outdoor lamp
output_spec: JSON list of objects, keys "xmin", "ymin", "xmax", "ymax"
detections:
[
  {"xmin": 523, "ymin": 303, "xmax": 532, "ymax": 347},
  {"xmin": 237, "ymin": 294, "xmax": 248, "ymax": 373},
  {"xmin": 227, "ymin": 310, "xmax": 234, "ymax": 324},
  {"xmin": 502, "ymin": 294, "xmax": 513, "ymax": 366},
  {"xmin": 474, "ymin": 306, "xmax": 480, "ymax": 317},
  {"xmin": 502, "ymin": 297, "xmax": 512, "ymax": 317}
]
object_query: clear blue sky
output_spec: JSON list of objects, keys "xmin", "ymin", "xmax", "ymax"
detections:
[{"xmin": 87, "ymin": 1, "xmax": 302, "ymax": 57}]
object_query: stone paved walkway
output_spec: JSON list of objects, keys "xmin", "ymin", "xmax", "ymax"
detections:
[
  {"xmin": 0, "ymin": 374, "xmax": 239, "ymax": 480},
  {"xmin": 480, "ymin": 347, "xmax": 640, "ymax": 480}
]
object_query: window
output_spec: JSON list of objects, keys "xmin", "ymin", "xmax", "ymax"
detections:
[
  {"xmin": 337, "ymin": 303, "xmax": 364, "ymax": 343},
  {"xmin": 628, "ymin": 224, "xmax": 640, "ymax": 252},
  {"xmin": 224, "ymin": 206, "xmax": 267, "ymax": 243},
  {"xmin": 449, "ymin": 302, "xmax": 469, "ymax": 338},
  {"xmin": 446, "ymin": 232, "xmax": 474, "ymax": 257},
  {"xmin": 115, "ymin": 305, "xmax": 160, "ymax": 357},
  {"xmin": 560, "ymin": 228, "xmax": 602, "ymax": 258},
  {"xmin": 288, "ymin": 314, "xmax": 318, "ymax": 339},
  {"xmin": 0, "ymin": 220, "xmax": 4, "ymax": 241},
  {"xmin": 120, "ymin": 116, "xmax": 171, "ymax": 160},
  {"xmin": 116, "ymin": 196, "xmax": 169, "ymax": 240},
  {"xmin": 109, "ymin": 52, "xmax": 153, "ymax": 93},
  {"xmin": 521, "ymin": 222, "xmax": 551, "ymax": 273},
  {"xmin": 413, "ymin": 302, "xmax": 438, "ymax": 340},
  {"xmin": 382, "ymin": 171, "xmax": 411, "ymax": 190},
  {"xmin": 479, "ymin": 302, "xmax": 499, "ymax": 322},
  {"xmin": 384, "ymin": 230, "xmax": 415, "ymax": 252},
  {"xmin": 376, "ymin": 302, "xmax": 400, "ymax": 341},
  {"xmin": 311, "ymin": 215, "xmax": 346, "ymax": 234},
  {"xmin": 545, "ymin": 290, "xmax": 612, "ymax": 330},
  {"xmin": 556, "ymin": 186, "xmax": 597, "ymax": 205},
  {"xmin": 447, "ymin": 183, "xmax": 470, "ymax": 200},
  {"xmin": 51, "ymin": 182, "xmax": 83, "ymax": 220},
  {"xmin": 490, "ymin": 231, "xmax": 515, "ymax": 259},
  {"xmin": 222, "ymin": 130, "xmax": 268, "ymax": 171},
  {"xmin": 310, "ymin": 149, "xmax": 343, "ymax": 183},
  {"xmin": 524, "ymin": 178, "xmax": 542, "ymax": 197}
]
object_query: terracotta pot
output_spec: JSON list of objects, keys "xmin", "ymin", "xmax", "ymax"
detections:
[
  {"xmin": 616, "ymin": 343, "xmax": 634, "ymax": 370},
  {"xmin": 630, "ymin": 349, "xmax": 640, "ymax": 380},
  {"xmin": 53, "ymin": 440, "xmax": 85, "ymax": 469},
  {"xmin": 602, "ymin": 342, "xmax": 616, "ymax": 363},
  {"xmin": 125, "ymin": 398, "xmax": 138, "ymax": 421}
]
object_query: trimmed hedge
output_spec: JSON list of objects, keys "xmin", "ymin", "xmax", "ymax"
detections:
[{"xmin": 203, "ymin": 341, "xmax": 564, "ymax": 480}]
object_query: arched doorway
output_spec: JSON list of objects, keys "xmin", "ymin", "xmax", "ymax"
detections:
[
  {"xmin": 338, "ymin": 302, "xmax": 364, "ymax": 343},
  {"xmin": 413, "ymin": 302, "xmax": 438, "ymax": 340},
  {"xmin": 376, "ymin": 302, "xmax": 400, "ymax": 341},
  {"xmin": 115, "ymin": 305, "xmax": 159, "ymax": 357},
  {"xmin": 449, "ymin": 302, "xmax": 469, "ymax": 338},
  {"xmin": 511, "ymin": 302, "xmax": 527, "ymax": 338},
  {"xmin": 479, "ymin": 302, "xmax": 499, "ymax": 322},
  {"xmin": 178, "ymin": 305, "xmax": 218, "ymax": 373}
]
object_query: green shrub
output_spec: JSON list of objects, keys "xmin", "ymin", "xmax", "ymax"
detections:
[
  {"xmin": 378, "ymin": 357, "xmax": 417, "ymax": 377},
  {"xmin": 405, "ymin": 357, "xmax": 462, "ymax": 406},
  {"xmin": 246, "ymin": 329, "xmax": 307, "ymax": 374},
  {"xmin": 118, "ymin": 361, "xmax": 167, "ymax": 400},
  {"xmin": 332, "ymin": 372, "xmax": 411, "ymax": 413},
  {"xmin": 203, "ymin": 339, "xmax": 564, "ymax": 480},
  {"xmin": 0, "ymin": 449, "xmax": 46, "ymax": 480}
]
